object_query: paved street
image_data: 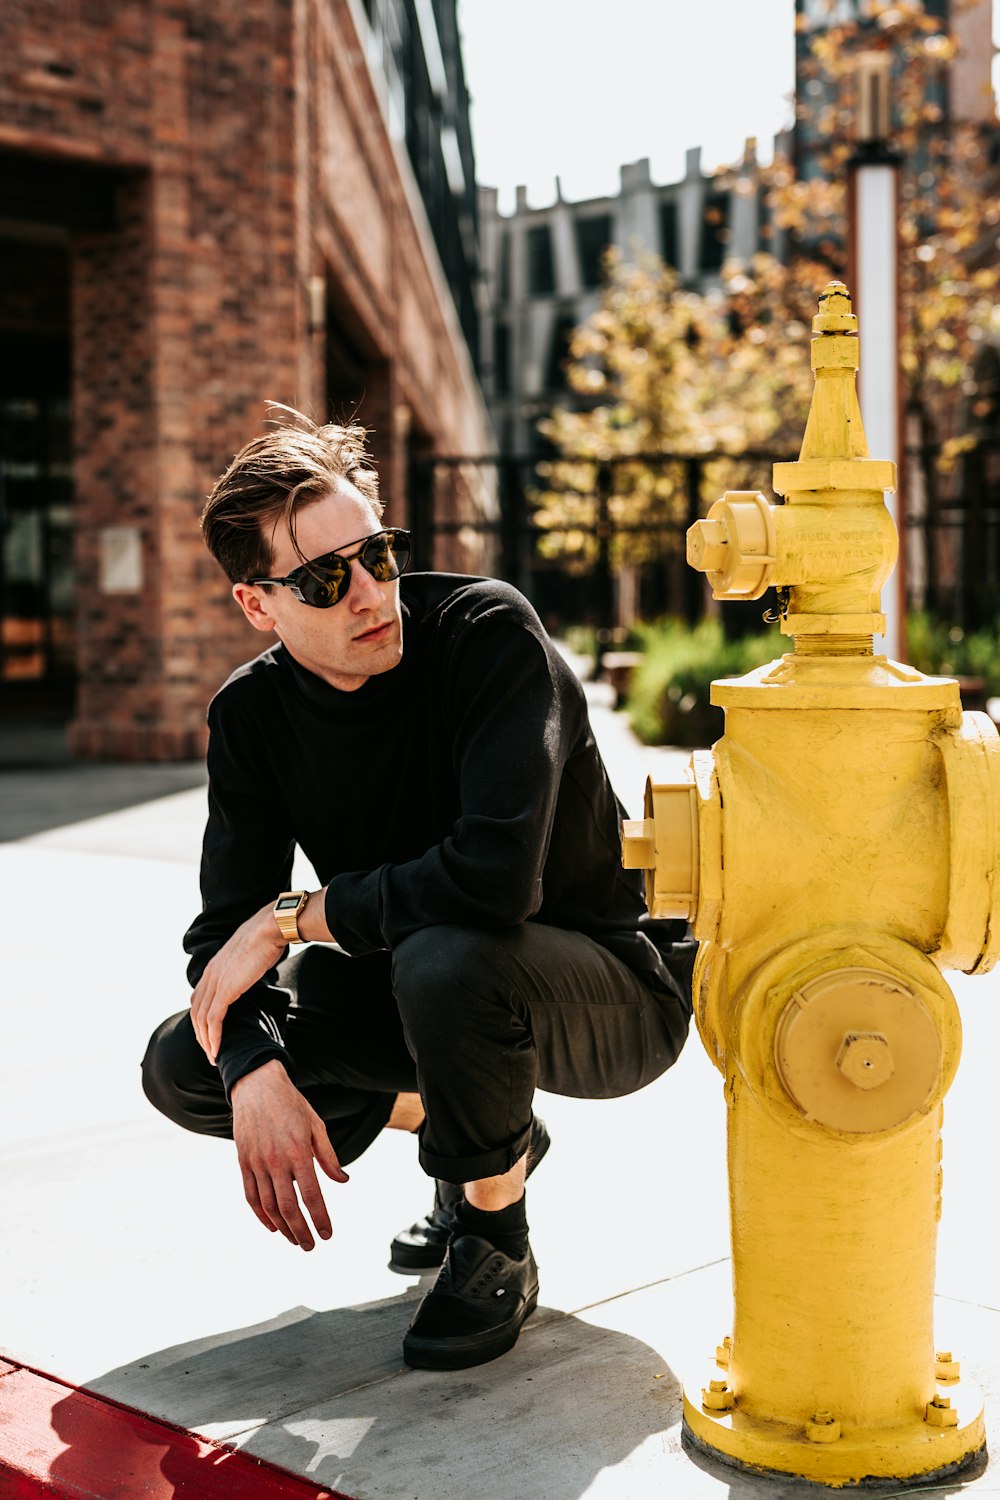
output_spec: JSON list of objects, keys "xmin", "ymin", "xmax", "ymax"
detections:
[{"xmin": 2, "ymin": 673, "xmax": 1000, "ymax": 1498}]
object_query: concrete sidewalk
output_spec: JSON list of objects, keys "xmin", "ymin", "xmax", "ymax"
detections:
[{"xmin": 2, "ymin": 679, "xmax": 1000, "ymax": 1498}]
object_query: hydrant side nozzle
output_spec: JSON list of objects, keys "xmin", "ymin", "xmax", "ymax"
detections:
[
  {"xmin": 687, "ymin": 517, "xmax": 728, "ymax": 574},
  {"xmin": 621, "ymin": 818, "xmax": 655, "ymax": 870},
  {"xmin": 641, "ymin": 778, "xmax": 700, "ymax": 921},
  {"xmin": 686, "ymin": 492, "xmax": 776, "ymax": 601},
  {"xmin": 933, "ymin": 711, "xmax": 1000, "ymax": 975}
]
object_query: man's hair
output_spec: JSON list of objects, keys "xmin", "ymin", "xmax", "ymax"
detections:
[{"xmin": 201, "ymin": 404, "xmax": 382, "ymax": 584}]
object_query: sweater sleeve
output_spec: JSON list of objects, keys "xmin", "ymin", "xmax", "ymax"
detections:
[
  {"xmin": 324, "ymin": 612, "xmax": 578, "ymax": 953},
  {"xmin": 183, "ymin": 692, "xmax": 298, "ymax": 1094}
]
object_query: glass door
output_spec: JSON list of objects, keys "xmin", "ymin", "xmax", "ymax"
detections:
[{"xmin": 0, "ymin": 334, "xmax": 74, "ymax": 712}]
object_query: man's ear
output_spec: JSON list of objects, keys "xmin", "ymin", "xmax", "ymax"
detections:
[{"xmin": 232, "ymin": 582, "xmax": 279, "ymax": 633}]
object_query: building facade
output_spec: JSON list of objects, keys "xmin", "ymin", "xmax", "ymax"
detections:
[
  {"xmin": 478, "ymin": 144, "xmax": 774, "ymax": 459},
  {"xmin": 0, "ymin": 0, "xmax": 493, "ymax": 759}
]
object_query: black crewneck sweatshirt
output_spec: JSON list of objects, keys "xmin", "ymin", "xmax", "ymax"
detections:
[{"xmin": 185, "ymin": 574, "xmax": 683, "ymax": 1094}]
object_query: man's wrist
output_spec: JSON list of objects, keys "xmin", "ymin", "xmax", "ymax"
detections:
[
  {"xmin": 272, "ymin": 890, "xmax": 309, "ymax": 943},
  {"xmin": 295, "ymin": 888, "xmax": 333, "ymax": 944},
  {"xmin": 231, "ymin": 1057, "xmax": 290, "ymax": 1103}
]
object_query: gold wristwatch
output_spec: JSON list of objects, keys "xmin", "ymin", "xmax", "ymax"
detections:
[{"xmin": 273, "ymin": 890, "xmax": 309, "ymax": 943}]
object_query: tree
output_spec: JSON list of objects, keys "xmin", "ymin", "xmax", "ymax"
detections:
[
  {"xmin": 765, "ymin": 0, "xmax": 1000, "ymax": 465},
  {"xmin": 532, "ymin": 251, "xmax": 824, "ymax": 569},
  {"xmin": 536, "ymin": 0, "xmax": 1000, "ymax": 577}
]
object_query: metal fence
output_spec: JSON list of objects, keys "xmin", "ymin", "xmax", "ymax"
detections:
[
  {"xmin": 412, "ymin": 443, "xmax": 1000, "ymax": 640},
  {"xmin": 409, "ymin": 451, "xmax": 793, "ymax": 644},
  {"xmin": 907, "ymin": 437, "xmax": 1000, "ymax": 629}
]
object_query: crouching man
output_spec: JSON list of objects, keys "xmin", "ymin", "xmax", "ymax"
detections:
[{"xmin": 142, "ymin": 409, "xmax": 693, "ymax": 1371}]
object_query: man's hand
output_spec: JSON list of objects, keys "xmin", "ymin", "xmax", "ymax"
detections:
[
  {"xmin": 190, "ymin": 903, "xmax": 287, "ymax": 1063},
  {"xmin": 191, "ymin": 890, "xmax": 334, "ymax": 1064},
  {"xmin": 231, "ymin": 1060, "xmax": 349, "ymax": 1250}
]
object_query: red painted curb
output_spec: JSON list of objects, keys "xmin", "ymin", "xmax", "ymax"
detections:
[{"xmin": 0, "ymin": 1358, "xmax": 356, "ymax": 1500}]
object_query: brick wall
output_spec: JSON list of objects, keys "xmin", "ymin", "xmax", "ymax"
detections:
[{"xmin": 1, "ymin": 0, "xmax": 492, "ymax": 760}]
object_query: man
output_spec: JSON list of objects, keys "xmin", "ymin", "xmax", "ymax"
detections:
[{"xmin": 142, "ymin": 409, "xmax": 693, "ymax": 1372}]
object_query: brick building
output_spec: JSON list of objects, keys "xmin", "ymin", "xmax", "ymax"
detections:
[{"xmin": 0, "ymin": 0, "xmax": 493, "ymax": 759}]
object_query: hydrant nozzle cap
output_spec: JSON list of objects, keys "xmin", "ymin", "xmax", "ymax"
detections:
[{"xmin": 813, "ymin": 281, "xmax": 858, "ymax": 335}]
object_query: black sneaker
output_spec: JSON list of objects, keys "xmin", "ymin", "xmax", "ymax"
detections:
[
  {"xmin": 402, "ymin": 1234, "xmax": 539, "ymax": 1370},
  {"xmin": 389, "ymin": 1116, "xmax": 550, "ymax": 1272}
]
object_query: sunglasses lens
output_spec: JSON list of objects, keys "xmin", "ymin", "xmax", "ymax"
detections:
[
  {"xmin": 363, "ymin": 530, "xmax": 410, "ymax": 581},
  {"xmin": 300, "ymin": 559, "xmax": 349, "ymax": 608},
  {"xmin": 294, "ymin": 531, "xmax": 410, "ymax": 607}
]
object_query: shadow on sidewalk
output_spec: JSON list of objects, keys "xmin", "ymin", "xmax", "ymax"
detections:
[
  {"xmin": 0, "ymin": 760, "xmax": 206, "ymax": 842},
  {"xmin": 70, "ymin": 1295, "xmax": 683, "ymax": 1500}
]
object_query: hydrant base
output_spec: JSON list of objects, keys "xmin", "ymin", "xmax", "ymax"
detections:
[{"xmin": 681, "ymin": 1377, "xmax": 985, "ymax": 1488}]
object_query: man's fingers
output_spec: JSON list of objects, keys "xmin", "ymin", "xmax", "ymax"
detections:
[
  {"xmin": 272, "ymin": 1180, "xmax": 316, "ymax": 1251},
  {"xmin": 257, "ymin": 1173, "xmax": 299, "ymax": 1245},
  {"xmin": 251, "ymin": 1159, "xmax": 331, "ymax": 1250},
  {"xmin": 296, "ymin": 1162, "xmax": 333, "ymax": 1242},
  {"xmin": 312, "ymin": 1122, "xmax": 349, "ymax": 1183},
  {"xmin": 207, "ymin": 1001, "xmax": 227, "ymax": 1064},
  {"xmin": 190, "ymin": 971, "xmax": 215, "ymax": 1056},
  {"xmin": 240, "ymin": 1165, "xmax": 278, "ymax": 1233}
]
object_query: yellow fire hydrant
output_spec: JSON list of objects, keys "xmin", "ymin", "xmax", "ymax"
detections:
[{"xmin": 623, "ymin": 282, "xmax": 996, "ymax": 1485}]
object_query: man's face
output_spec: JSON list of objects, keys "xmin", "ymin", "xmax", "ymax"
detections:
[{"xmin": 232, "ymin": 482, "xmax": 404, "ymax": 692}]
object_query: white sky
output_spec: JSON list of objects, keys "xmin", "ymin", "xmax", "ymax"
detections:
[{"xmin": 459, "ymin": 0, "xmax": 1000, "ymax": 215}]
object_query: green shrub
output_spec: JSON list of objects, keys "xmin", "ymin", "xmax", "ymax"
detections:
[
  {"xmin": 906, "ymin": 611, "xmax": 1000, "ymax": 695},
  {"xmin": 626, "ymin": 618, "xmax": 779, "ymax": 747},
  {"xmin": 626, "ymin": 611, "xmax": 1000, "ymax": 746},
  {"xmin": 561, "ymin": 623, "xmax": 644, "ymax": 662}
]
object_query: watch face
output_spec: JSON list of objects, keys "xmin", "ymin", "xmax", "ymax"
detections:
[{"xmin": 276, "ymin": 896, "xmax": 302, "ymax": 911}]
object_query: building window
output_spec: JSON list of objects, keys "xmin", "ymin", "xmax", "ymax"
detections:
[
  {"xmin": 699, "ymin": 191, "xmax": 729, "ymax": 272},
  {"xmin": 545, "ymin": 311, "xmax": 577, "ymax": 391},
  {"xmin": 757, "ymin": 182, "xmax": 771, "ymax": 245},
  {"xmin": 659, "ymin": 199, "xmax": 679, "ymax": 269},
  {"xmin": 498, "ymin": 231, "xmax": 511, "ymax": 301},
  {"xmin": 526, "ymin": 225, "xmax": 555, "ymax": 297},
  {"xmin": 575, "ymin": 214, "xmax": 612, "ymax": 289},
  {"xmin": 494, "ymin": 323, "xmax": 511, "ymax": 396}
]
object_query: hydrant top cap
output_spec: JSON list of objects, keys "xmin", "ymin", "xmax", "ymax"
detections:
[{"xmin": 814, "ymin": 281, "xmax": 858, "ymax": 335}]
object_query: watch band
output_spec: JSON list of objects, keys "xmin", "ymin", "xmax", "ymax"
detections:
[{"xmin": 273, "ymin": 890, "xmax": 309, "ymax": 944}]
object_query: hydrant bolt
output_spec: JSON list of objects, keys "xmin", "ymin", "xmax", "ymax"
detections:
[
  {"xmin": 806, "ymin": 1411, "xmax": 842, "ymax": 1444},
  {"xmin": 935, "ymin": 1350, "xmax": 961, "ymax": 1383},
  {"xmin": 926, "ymin": 1395, "xmax": 960, "ymax": 1428},
  {"xmin": 835, "ymin": 1031, "xmax": 894, "ymax": 1091},
  {"xmin": 702, "ymin": 1380, "xmax": 735, "ymax": 1412}
]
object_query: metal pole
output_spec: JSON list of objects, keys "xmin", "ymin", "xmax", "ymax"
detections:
[
  {"xmin": 594, "ymin": 461, "xmax": 613, "ymax": 680},
  {"xmin": 848, "ymin": 51, "xmax": 905, "ymax": 660},
  {"xmin": 683, "ymin": 457, "xmax": 703, "ymax": 624},
  {"xmin": 409, "ymin": 455, "xmax": 434, "ymax": 572},
  {"xmin": 499, "ymin": 458, "xmax": 522, "ymax": 591}
]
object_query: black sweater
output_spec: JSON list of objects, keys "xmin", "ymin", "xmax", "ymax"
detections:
[{"xmin": 185, "ymin": 574, "xmax": 680, "ymax": 1087}]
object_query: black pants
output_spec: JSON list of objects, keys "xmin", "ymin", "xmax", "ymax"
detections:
[{"xmin": 142, "ymin": 923, "xmax": 692, "ymax": 1183}]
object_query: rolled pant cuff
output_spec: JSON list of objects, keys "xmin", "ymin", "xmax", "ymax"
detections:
[{"xmin": 419, "ymin": 1122, "xmax": 532, "ymax": 1186}]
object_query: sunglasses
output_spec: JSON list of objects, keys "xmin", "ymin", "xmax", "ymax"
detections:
[{"xmin": 246, "ymin": 528, "xmax": 411, "ymax": 609}]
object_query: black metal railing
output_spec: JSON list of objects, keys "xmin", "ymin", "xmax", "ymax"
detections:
[
  {"xmin": 413, "ymin": 440, "xmax": 1000, "ymax": 642},
  {"xmin": 409, "ymin": 451, "xmax": 794, "ymax": 669}
]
